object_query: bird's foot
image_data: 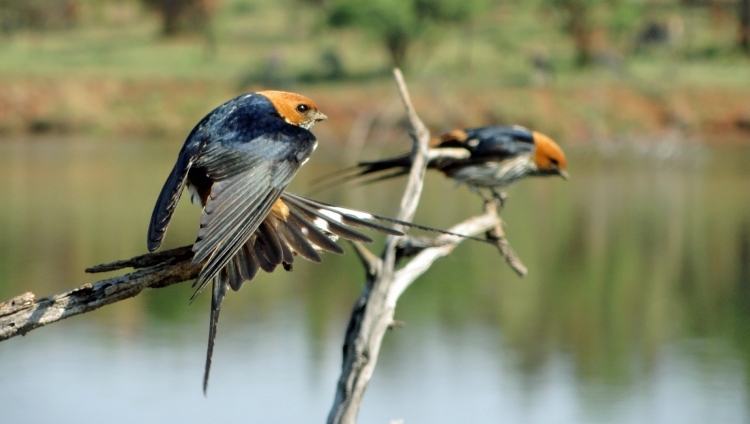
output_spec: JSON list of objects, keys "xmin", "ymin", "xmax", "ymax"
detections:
[
  {"xmin": 491, "ymin": 190, "xmax": 508, "ymax": 209},
  {"xmin": 473, "ymin": 187, "xmax": 495, "ymax": 203}
]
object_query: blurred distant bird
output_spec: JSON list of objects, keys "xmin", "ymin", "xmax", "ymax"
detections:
[
  {"xmin": 147, "ymin": 91, "xmax": 412, "ymax": 393},
  {"xmin": 315, "ymin": 126, "xmax": 568, "ymax": 203}
]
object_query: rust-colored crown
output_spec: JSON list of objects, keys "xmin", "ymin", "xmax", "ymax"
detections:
[
  {"xmin": 259, "ymin": 91, "xmax": 325, "ymax": 127},
  {"xmin": 532, "ymin": 131, "xmax": 568, "ymax": 174}
]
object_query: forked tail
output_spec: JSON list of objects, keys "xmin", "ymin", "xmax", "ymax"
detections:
[{"xmin": 309, "ymin": 154, "xmax": 414, "ymax": 194}]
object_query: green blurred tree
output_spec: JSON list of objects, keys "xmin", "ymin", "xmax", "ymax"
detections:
[
  {"xmin": 0, "ymin": 0, "xmax": 79, "ymax": 33},
  {"xmin": 740, "ymin": 0, "xmax": 750, "ymax": 53},
  {"xmin": 544, "ymin": 0, "xmax": 646, "ymax": 67},
  {"xmin": 545, "ymin": 0, "xmax": 605, "ymax": 67},
  {"xmin": 140, "ymin": 0, "xmax": 217, "ymax": 37},
  {"xmin": 326, "ymin": 0, "xmax": 485, "ymax": 68}
]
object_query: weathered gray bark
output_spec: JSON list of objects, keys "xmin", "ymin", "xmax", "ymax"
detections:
[
  {"xmin": 326, "ymin": 69, "xmax": 525, "ymax": 424},
  {"xmin": 0, "ymin": 246, "xmax": 196, "ymax": 341}
]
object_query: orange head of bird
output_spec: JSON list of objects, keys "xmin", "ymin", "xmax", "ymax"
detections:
[
  {"xmin": 532, "ymin": 131, "xmax": 569, "ymax": 180},
  {"xmin": 259, "ymin": 90, "xmax": 328, "ymax": 130}
]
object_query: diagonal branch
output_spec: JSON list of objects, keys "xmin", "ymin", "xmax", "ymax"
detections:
[
  {"xmin": 85, "ymin": 245, "xmax": 194, "ymax": 273},
  {"xmin": 486, "ymin": 202, "xmax": 528, "ymax": 277},
  {"xmin": 348, "ymin": 241, "xmax": 382, "ymax": 277},
  {"xmin": 391, "ymin": 68, "xmax": 431, "ymax": 225},
  {"xmin": 386, "ymin": 209, "xmax": 502, "ymax": 306},
  {"xmin": 0, "ymin": 247, "xmax": 197, "ymax": 342}
]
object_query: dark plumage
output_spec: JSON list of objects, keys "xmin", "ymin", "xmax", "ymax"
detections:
[
  {"xmin": 147, "ymin": 91, "xmax": 406, "ymax": 393},
  {"xmin": 316, "ymin": 125, "xmax": 568, "ymax": 201}
]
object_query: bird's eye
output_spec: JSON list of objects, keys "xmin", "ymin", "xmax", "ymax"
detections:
[
  {"xmin": 296, "ymin": 104, "xmax": 309, "ymax": 114},
  {"xmin": 550, "ymin": 158, "xmax": 559, "ymax": 166}
]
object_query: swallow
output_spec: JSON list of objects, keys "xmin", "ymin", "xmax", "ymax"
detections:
[
  {"xmin": 315, "ymin": 126, "xmax": 568, "ymax": 203},
  {"xmin": 147, "ymin": 91, "xmax": 412, "ymax": 393}
]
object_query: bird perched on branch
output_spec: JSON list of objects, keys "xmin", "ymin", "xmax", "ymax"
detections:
[
  {"xmin": 316, "ymin": 125, "xmax": 568, "ymax": 203},
  {"xmin": 147, "ymin": 91, "xmax": 413, "ymax": 393}
]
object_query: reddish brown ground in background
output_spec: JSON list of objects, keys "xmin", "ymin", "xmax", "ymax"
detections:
[{"xmin": 0, "ymin": 78, "xmax": 748, "ymax": 145}]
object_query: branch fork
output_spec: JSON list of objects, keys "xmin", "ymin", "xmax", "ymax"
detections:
[{"xmin": 326, "ymin": 69, "xmax": 526, "ymax": 424}]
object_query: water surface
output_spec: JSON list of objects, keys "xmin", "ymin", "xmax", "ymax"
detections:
[{"xmin": 0, "ymin": 138, "xmax": 748, "ymax": 423}]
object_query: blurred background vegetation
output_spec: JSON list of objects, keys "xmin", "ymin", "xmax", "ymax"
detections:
[
  {"xmin": 0, "ymin": 0, "xmax": 748, "ymax": 145},
  {"xmin": 0, "ymin": 1, "xmax": 749, "ymax": 422}
]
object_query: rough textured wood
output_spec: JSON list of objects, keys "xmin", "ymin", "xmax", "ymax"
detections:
[
  {"xmin": 328, "ymin": 68, "xmax": 430, "ymax": 424},
  {"xmin": 0, "ymin": 247, "xmax": 198, "ymax": 341},
  {"xmin": 327, "ymin": 69, "xmax": 527, "ymax": 424}
]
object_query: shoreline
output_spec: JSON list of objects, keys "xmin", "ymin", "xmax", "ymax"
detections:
[{"xmin": 1, "ymin": 77, "xmax": 748, "ymax": 145}]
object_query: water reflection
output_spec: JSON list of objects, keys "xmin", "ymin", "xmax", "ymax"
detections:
[{"xmin": 0, "ymin": 138, "xmax": 748, "ymax": 423}]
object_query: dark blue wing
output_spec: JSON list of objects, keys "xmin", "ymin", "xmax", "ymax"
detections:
[
  {"xmin": 147, "ymin": 113, "xmax": 212, "ymax": 252},
  {"xmin": 188, "ymin": 121, "xmax": 317, "ymax": 296},
  {"xmin": 461, "ymin": 126, "xmax": 535, "ymax": 159},
  {"xmin": 147, "ymin": 92, "xmax": 316, "ymax": 253}
]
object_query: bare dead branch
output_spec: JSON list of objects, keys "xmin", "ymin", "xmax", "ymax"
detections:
[
  {"xmin": 394, "ymin": 236, "xmax": 442, "ymax": 260},
  {"xmin": 386, "ymin": 210, "xmax": 502, "ymax": 306},
  {"xmin": 0, "ymin": 249, "xmax": 198, "ymax": 342},
  {"xmin": 426, "ymin": 147, "xmax": 470, "ymax": 161},
  {"xmin": 392, "ymin": 68, "xmax": 431, "ymax": 225},
  {"xmin": 85, "ymin": 245, "xmax": 194, "ymax": 273},
  {"xmin": 328, "ymin": 68, "xmax": 434, "ymax": 424},
  {"xmin": 348, "ymin": 241, "xmax": 382, "ymax": 277},
  {"xmin": 484, "ymin": 200, "xmax": 528, "ymax": 277},
  {"xmin": 327, "ymin": 69, "xmax": 527, "ymax": 424}
]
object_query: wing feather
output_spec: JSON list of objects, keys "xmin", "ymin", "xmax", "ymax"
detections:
[
  {"xmin": 257, "ymin": 220, "xmax": 284, "ymax": 266},
  {"xmin": 236, "ymin": 243, "xmax": 260, "ymax": 286},
  {"xmin": 275, "ymin": 219, "xmax": 323, "ymax": 263},
  {"xmin": 285, "ymin": 206, "xmax": 346, "ymax": 254},
  {"xmin": 147, "ymin": 142, "xmax": 203, "ymax": 251},
  {"xmin": 189, "ymin": 140, "xmax": 302, "ymax": 297},
  {"xmin": 281, "ymin": 196, "xmax": 373, "ymax": 243},
  {"xmin": 282, "ymin": 193, "xmax": 404, "ymax": 235}
]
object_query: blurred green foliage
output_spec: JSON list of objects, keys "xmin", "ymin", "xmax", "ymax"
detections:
[
  {"xmin": 0, "ymin": 0, "xmax": 747, "ymax": 77},
  {"xmin": 544, "ymin": 0, "xmax": 603, "ymax": 66},
  {"xmin": 0, "ymin": 0, "xmax": 748, "ymax": 142},
  {"xmin": 326, "ymin": 0, "xmax": 486, "ymax": 67},
  {"xmin": 0, "ymin": 0, "xmax": 80, "ymax": 32},
  {"xmin": 139, "ymin": 0, "xmax": 214, "ymax": 36}
]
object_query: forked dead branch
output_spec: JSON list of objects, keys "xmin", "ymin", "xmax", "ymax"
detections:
[
  {"xmin": 326, "ymin": 69, "xmax": 525, "ymax": 424},
  {"xmin": 0, "ymin": 69, "xmax": 526, "ymax": 424}
]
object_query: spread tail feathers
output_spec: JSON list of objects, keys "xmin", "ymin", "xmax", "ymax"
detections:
[
  {"xmin": 198, "ymin": 192, "xmax": 500, "ymax": 393},
  {"xmin": 281, "ymin": 193, "xmax": 500, "ymax": 247}
]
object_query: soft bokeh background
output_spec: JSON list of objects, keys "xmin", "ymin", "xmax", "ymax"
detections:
[{"xmin": 0, "ymin": 1, "xmax": 749, "ymax": 423}]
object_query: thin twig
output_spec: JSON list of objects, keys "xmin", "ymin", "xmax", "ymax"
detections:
[
  {"xmin": 392, "ymin": 68, "xmax": 431, "ymax": 225},
  {"xmin": 348, "ymin": 241, "xmax": 382, "ymax": 277},
  {"xmin": 386, "ymin": 209, "xmax": 501, "ymax": 306},
  {"xmin": 485, "ymin": 205, "xmax": 528, "ymax": 276},
  {"xmin": 85, "ymin": 245, "xmax": 194, "ymax": 273}
]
